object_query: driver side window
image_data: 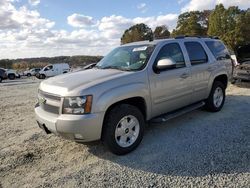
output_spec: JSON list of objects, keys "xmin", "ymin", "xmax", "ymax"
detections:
[
  {"xmin": 155, "ymin": 43, "xmax": 185, "ymax": 70},
  {"xmin": 44, "ymin": 65, "xmax": 53, "ymax": 71}
]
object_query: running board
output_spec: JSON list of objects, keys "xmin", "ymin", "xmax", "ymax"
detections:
[{"xmin": 150, "ymin": 101, "xmax": 205, "ymax": 124}]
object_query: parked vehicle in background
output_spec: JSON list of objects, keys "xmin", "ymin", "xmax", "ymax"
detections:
[
  {"xmin": 83, "ymin": 63, "xmax": 97, "ymax": 70},
  {"xmin": 5, "ymin": 69, "xmax": 20, "ymax": 80},
  {"xmin": 0, "ymin": 68, "xmax": 8, "ymax": 83},
  {"xmin": 230, "ymin": 55, "xmax": 238, "ymax": 67},
  {"xmin": 24, "ymin": 68, "xmax": 41, "ymax": 77},
  {"xmin": 71, "ymin": 63, "xmax": 97, "ymax": 72},
  {"xmin": 232, "ymin": 44, "xmax": 250, "ymax": 83},
  {"xmin": 35, "ymin": 36, "xmax": 232, "ymax": 155},
  {"xmin": 37, "ymin": 63, "xmax": 70, "ymax": 79}
]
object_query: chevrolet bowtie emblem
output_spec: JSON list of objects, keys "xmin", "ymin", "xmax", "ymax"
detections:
[{"xmin": 38, "ymin": 97, "xmax": 46, "ymax": 105}]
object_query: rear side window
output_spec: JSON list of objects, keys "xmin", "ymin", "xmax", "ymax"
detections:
[
  {"xmin": 185, "ymin": 42, "xmax": 208, "ymax": 65},
  {"xmin": 205, "ymin": 41, "xmax": 230, "ymax": 60},
  {"xmin": 155, "ymin": 43, "xmax": 185, "ymax": 69}
]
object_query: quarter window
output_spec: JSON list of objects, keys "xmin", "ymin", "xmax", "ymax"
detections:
[
  {"xmin": 155, "ymin": 43, "xmax": 185, "ymax": 70},
  {"xmin": 205, "ymin": 41, "xmax": 230, "ymax": 60},
  {"xmin": 185, "ymin": 42, "xmax": 208, "ymax": 65}
]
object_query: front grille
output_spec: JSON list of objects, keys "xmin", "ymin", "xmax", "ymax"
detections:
[
  {"xmin": 40, "ymin": 103, "xmax": 60, "ymax": 114},
  {"xmin": 38, "ymin": 90, "xmax": 61, "ymax": 114},
  {"xmin": 38, "ymin": 89, "xmax": 61, "ymax": 101}
]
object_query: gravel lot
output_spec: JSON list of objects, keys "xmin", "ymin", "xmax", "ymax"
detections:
[{"xmin": 0, "ymin": 78, "xmax": 250, "ymax": 187}]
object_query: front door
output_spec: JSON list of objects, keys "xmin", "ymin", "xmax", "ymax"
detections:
[
  {"xmin": 44, "ymin": 65, "xmax": 54, "ymax": 77},
  {"xmin": 149, "ymin": 42, "xmax": 192, "ymax": 118}
]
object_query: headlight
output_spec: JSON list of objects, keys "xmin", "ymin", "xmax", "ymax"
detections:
[{"xmin": 63, "ymin": 95, "xmax": 92, "ymax": 114}]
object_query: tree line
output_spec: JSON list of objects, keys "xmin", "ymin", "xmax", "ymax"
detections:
[
  {"xmin": 0, "ymin": 55, "xmax": 103, "ymax": 70},
  {"xmin": 121, "ymin": 4, "xmax": 250, "ymax": 52}
]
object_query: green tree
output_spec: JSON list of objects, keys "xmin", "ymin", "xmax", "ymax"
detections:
[
  {"xmin": 234, "ymin": 9, "xmax": 250, "ymax": 48},
  {"xmin": 208, "ymin": 4, "xmax": 250, "ymax": 51},
  {"xmin": 121, "ymin": 23, "xmax": 153, "ymax": 44},
  {"xmin": 154, "ymin": 25, "xmax": 170, "ymax": 39},
  {"xmin": 208, "ymin": 4, "xmax": 250, "ymax": 50},
  {"xmin": 172, "ymin": 11, "xmax": 209, "ymax": 37},
  {"xmin": 0, "ymin": 59, "xmax": 13, "ymax": 69}
]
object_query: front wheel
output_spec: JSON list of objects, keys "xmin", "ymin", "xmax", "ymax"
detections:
[
  {"xmin": 102, "ymin": 104, "xmax": 145, "ymax": 155},
  {"xmin": 205, "ymin": 81, "xmax": 226, "ymax": 112}
]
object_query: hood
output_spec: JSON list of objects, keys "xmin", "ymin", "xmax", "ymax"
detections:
[
  {"xmin": 39, "ymin": 68, "xmax": 131, "ymax": 96},
  {"xmin": 237, "ymin": 44, "xmax": 250, "ymax": 63}
]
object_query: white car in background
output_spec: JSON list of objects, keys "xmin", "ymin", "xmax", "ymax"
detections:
[
  {"xmin": 24, "ymin": 68, "xmax": 41, "ymax": 77},
  {"xmin": 37, "ymin": 63, "xmax": 70, "ymax": 79},
  {"xmin": 5, "ymin": 69, "xmax": 20, "ymax": 80}
]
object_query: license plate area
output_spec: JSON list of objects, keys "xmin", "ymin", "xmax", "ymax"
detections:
[{"xmin": 37, "ymin": 121, "xmax": 52, "ymax": 134}]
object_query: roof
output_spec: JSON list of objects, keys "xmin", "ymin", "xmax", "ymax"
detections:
[{"xmin": 122, "ymin": 36, "xmax": 220, "ymax": 46}]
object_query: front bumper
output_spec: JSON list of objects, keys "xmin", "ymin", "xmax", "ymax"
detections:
[{"xmin": 35, "ymin": 106, "xmax": 105, "ymax": 142}]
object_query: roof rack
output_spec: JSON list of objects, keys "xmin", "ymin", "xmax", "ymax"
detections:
[{"xmin": 175, "ymin": 35, "xmax": 219, "ymax": 39}]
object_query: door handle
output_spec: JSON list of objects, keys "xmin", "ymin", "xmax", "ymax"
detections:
[{"xmin": 180, "ymin": 73, "xmax": 189, "ymax": 79}]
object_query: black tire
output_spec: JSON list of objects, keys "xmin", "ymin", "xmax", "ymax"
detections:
[
  {"xmin": 40, "ymin": 74, "xmax": 46, "ymax": 79},
  {"xmin": 102, "ymin": 104, "xmax": 145, "ymax": 155},
  {"xmin": 205, "ymin": 81, "xmax": 226, "ymax": 112},
  {"xmin": 231, "ymin": 79, "xmax": 236, "ymax": 84},
  {"xmin": 27, "ymin": 73, "xmax": 31, "ymax": 77},
  {"xmin": 8, "ymin": 74, "xmax": 15, "ymax": 80},
  {"xmin": 0, "ymin": 77, "xmax": 2, "ymax": 83}
]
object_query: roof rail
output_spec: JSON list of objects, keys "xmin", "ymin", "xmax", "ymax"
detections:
[
  {"xmin": 175, "ymin": 35, "xmax": 202, "ymax": 39},
  {"xmin": 175, "ymin": 35, "xmax": 220, "ymax": 39},
  {"xmin": 208, "ymin": 36, "xmax": 219, "ymax": 39}
]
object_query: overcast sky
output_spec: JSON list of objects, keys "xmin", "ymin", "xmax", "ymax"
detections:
[{"xmin": 0, "ymin": 0, "xmax": 249, "ymax": 59}]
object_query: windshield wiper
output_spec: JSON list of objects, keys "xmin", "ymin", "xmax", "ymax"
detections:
[{"xmin": 100, "ymin": 66, "xmax": 129, "ymax": 71}]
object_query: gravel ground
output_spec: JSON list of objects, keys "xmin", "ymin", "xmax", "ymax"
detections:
[{"xmin": 0, "ymin": 78, "xmax": 250, "ymax": 187}]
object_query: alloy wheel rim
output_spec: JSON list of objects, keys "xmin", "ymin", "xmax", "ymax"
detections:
[
  {"xmin": 115, "ymin": 115, "xmax": 140, "ymax": 148},
  {"xmin": 213, "ymin": 87, "xmax": 223, "ymax": 108}
]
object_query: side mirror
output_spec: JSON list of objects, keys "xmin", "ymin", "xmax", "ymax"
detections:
[{"xmin": 156, "ymin": 58, "xmax": 176, "ymax": 71}]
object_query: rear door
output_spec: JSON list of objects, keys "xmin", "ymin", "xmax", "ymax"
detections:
[
  {"xmin": 149, "ymin": 42, "xmax": 192, "ymax": 118},
  {"xmin": 184, "ymin": 41, "xmax": 215, "ymax": 103}
]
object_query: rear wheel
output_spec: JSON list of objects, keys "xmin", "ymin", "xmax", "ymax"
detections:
[
  {"xmin": 40, "ymin": 74, "xmax": 46, "ymax": 79},
  {"xmin": 205, "ymin": 81, "xmax": 225, "ymax": 112},
  {"xmin": 102, "ymin": 104, "xmax": 145, "ymax": 155},
  {"xmin": 8, "ymin": 74, "xmax": 15, "ymax": 80}
]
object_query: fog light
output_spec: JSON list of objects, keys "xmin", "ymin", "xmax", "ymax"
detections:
[{"xmin": 74, "ymin": 134, "xmax": 84, "ymax": 139}]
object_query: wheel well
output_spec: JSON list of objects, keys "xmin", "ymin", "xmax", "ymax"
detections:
[
  {"xmin": 214, "ymin": 74, "xmax": 228, "ymax": 88},
  {"xmin": 101, "ymin": 97, "xmax": 147, "ymax": 140}
]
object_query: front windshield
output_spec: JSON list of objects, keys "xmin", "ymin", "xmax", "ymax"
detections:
[{"xmin": 96, "ymin": 44, "xmax": 155, "ymax": 71}]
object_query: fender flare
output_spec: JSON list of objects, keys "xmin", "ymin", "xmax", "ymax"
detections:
[{"xmin": 94, "ymin": 83, "xmax": 151, "ymax": 119}]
